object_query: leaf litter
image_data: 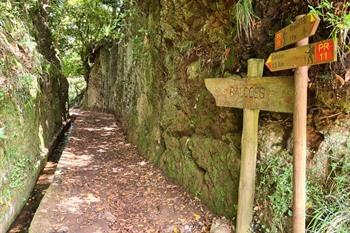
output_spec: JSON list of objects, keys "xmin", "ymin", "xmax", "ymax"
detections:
[{"xmin": 29, "ymin": 110, "xmax": 215, "ymax": 233}]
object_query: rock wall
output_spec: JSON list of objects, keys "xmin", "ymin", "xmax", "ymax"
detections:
[
  {"xmin": 84, "ymin": 0, "xmax": 350, "ymax": 229},
  {"xmin": 0, "ymin": 4, "xmax": 68, "ymax": 232},
  {"xmin": 84, "ymin": 0, "xmax": 244, "ymax": 215}
]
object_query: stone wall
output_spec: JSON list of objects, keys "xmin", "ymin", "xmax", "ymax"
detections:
[
  {"xmin": 0, "ymin": 7, "xmax": 68, "ymax": 232},
  {"xmin": 83, "ymin": 0, "xmax": 350, "ymax": 228},
  {"xmin": 84, "ymin": 0, "xmax": 243, "ymax": 216}
]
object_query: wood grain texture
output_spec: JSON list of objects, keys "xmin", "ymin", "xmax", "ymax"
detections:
[
  {"xmin": 235, "ymin": 59, "xmax": 263, "ymax": 233},
  {"xmin": 274, "ymin": 13, "xmax": 320, "ymax": 50},
  {"xmin": 205, "ymin": 76, "xmax": 294, "ymax": 113},
  {"xmin": 266, "ymin": 39, "xmax": 337, "ymax": 72},
  {"xmin": 292, "ymin": 15, "xmax": 308, "ymax": 233}
]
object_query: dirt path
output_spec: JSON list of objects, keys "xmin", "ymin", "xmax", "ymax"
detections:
[{"xmin": 29, "ymin": 110, "xmax": 214, "ymax": 233}]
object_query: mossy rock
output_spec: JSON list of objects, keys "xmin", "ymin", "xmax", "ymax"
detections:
[
  {"xmin": 316, "ymin": 86, "xmax": 350, "ymax": 113},
  {"xmin": 161, "ymin": 79, "xmax": 194, "ymax": 136},
  {"xmin": 311, "ymin": 115, "xmax": 350, "ymax": 181},
  {"xmin": 160, "ymin": 133, "xmax": 240, "ymax": 217},
  {"xmin": 258, "ymin": 121, "xmax": 289, "ymax": 160}
]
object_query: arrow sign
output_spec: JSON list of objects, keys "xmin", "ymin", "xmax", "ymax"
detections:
[
  {"xmin": 266, "ymin": 39, "xmax": 337, "ymax": 72},
  {"xmin": 205, "ymin": 76, "xmax": 294, "ymax": 113},
  {"xmin": 275, "ymin": 13, "xmax": 320, "ymax": 50}
]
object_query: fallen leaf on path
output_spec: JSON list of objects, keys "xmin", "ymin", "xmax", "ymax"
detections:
[
  {"xmin": 193, "ymin": 213, "xmax": 201, "ymax": 220},
  {"xmin": 173, "ymin": 226, "xmax": 180, "ymax": 233}
]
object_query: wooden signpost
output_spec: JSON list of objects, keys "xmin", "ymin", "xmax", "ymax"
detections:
[
  {"xmin": 205, "ymin": 12, "xmax": 337, "ymax": 233},
  {"xmin": 267, "ymin": 14, "xmax": 337, "ymax": 233},
  {"xmin": 205, "ymin": 76, "xmax": 294, "ymax": 113},
  {"xmin": 274, "ymin": 13, "xmax": 320, "ymax": 50},
  {"xmin": 266, "ymin": 39, "xmax": 337, "ymax": 72},
  {"xmin": 205, "ymin": 59, "xmax": 294, "ymax": 233}
]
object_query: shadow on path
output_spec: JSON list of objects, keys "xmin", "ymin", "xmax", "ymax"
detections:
[{"xmin": 29, "ymin": 110, "xmax": 214, "ymax": 233}]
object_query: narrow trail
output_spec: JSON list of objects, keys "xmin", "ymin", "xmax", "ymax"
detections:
[{"xmin": 29, "ymin": 110, "xmax": 214, "ymax": 233}]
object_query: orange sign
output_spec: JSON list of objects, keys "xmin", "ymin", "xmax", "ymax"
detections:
[
  {"xmin": 266, "ymin": 39, "xmax": 337, "ymax": 72},
  {"xmin": 275, "ymin": 32, "xmax": 284, "ymax": 50},
  {"xmin": 315, "ymin": 39, "xmax": 335, "ymax": 63}
]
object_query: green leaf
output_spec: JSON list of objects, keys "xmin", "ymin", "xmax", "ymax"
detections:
[{"xmin": 0, "ymin": 128, "xmax": 6, "ymax": 140}]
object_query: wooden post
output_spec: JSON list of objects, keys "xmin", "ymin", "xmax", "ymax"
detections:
[
  {"xmin": 293, "ymin": 15, "xmax": 308, "ymax": 233},
  {"xmin": 236, "ymin": 59, "xmax": 264, "ymax": 233}
]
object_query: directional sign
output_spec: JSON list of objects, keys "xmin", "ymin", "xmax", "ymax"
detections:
[
  {"xmin": 266, "ymin": 39, "xmax": 337, "ymax": 72},
  {"xmin": 205, "ymin": 76, "xmax": 294, "ymax": 113},
  {"xmin": 275, "ymin": 13, "xmax": 320, "ymax": 50}
]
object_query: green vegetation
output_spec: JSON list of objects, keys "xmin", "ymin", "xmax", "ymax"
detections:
[
  {"xmin": 255, "ymin": 141, "xmax": 350, "ymax": 233},
  {"xmin": 8, "ymin": 157, "xmax": 32, "ymax": 190},
  {"xmin": 0, "ymin": 128, "xmax": 6, "ymax": 140},
  {"xmin": 68, "ymin": 76, "xmax": 86, "ymax": 106},
  {"xmin": 255, "ymin": 151, "xmax": 293, "ymax": 232},
  {"xmin": 309, "ymin": 0, "xmax": 350, "ymax": 67},
  {"xmin": 307, "ymin": 143, "xmax": 350, "ymax": 232},
  {"xmin": 49, "ymin": 0, "xmax": 129, "ymax": 77},
  {"xmin": 0, "ymin": 0, "xmax": 42, "ymax": 104},
  {"xmin": 1, "ymin": 0, "xmax": 350, "ymax": 231},
  {"xmin": 231, "ymin": 0, "xmax": 256, "ymax": 40},
  {"xmin": 47, "ymin": 0, "xmax": 137, "ymax": 108},
  {"xmin": 0, "ymin": 1, "xmax": 66, "ymax": 230}
]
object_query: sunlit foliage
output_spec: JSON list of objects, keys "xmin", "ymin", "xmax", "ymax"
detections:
[{"xmin": 49, "ymin": 0, "xmax": 128, "ymax": 77}]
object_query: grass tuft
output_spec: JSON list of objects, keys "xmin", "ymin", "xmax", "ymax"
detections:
[
  {"xmin": 307, "ymin": 147, "xmax": 350, "ymax": 233},
  {"xmin": 232, "ymin": 0, "xmax": 256, "ymax": 40}
]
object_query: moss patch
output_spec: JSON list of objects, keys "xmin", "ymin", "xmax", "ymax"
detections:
[{"xmin": 159, "ymin": 134, "xmax": 240, "ymax": 217}]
